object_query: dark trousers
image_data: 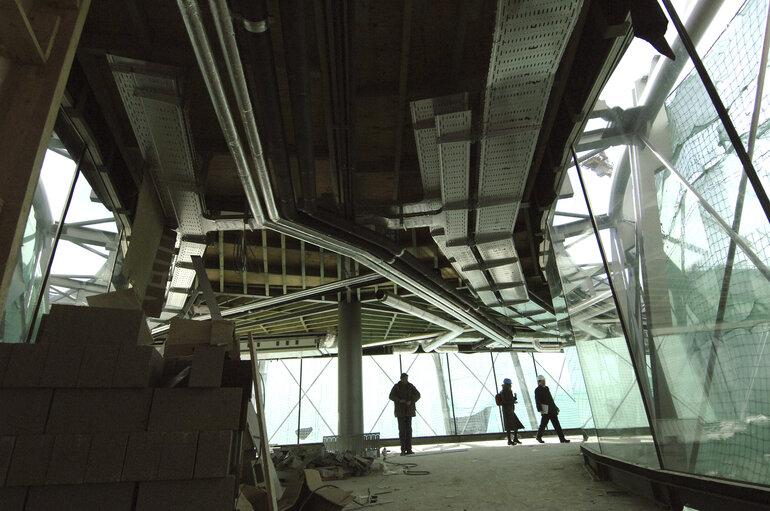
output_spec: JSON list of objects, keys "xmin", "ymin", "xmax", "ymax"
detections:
[
  {"xmin": 537, "ymin": 413, "xmax": 566, "ymax": 440},
  {"xmin": 397, "ymin": 416, "xmax": 413, "ymax": 453}
]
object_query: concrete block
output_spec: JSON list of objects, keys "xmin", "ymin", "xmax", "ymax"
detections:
[
  {"xmin": 0, "ymin": 487, "xmax": 27, "ymax": 511},
  {"xmin": 0, "ymin": 436, "xmax": 15, "ymax": 486},
  {"xmin": 2, "ymin": 344, "xmax": 49, "ymax": 387},
  {"xmin": 45, "ymin": 434, "xmax": 91, "ymax": 485},
  {"xmin": 25, "ymin": 482, "xmax": 134, "ymax": 511},
  {"xmin": 188, "ymin": 345, "xmax": 225, "ymax": 387},
  {"xmin": 5, "ymin": 434, "xmax": 53, "ymax": 486},
  {"xmin": 84, "ymin": 433, "xmax": 128, "ymax": 483},
  {"xmin": 38, "ymin": 304, "xmax": 152, "ymax": 346},
  {"xmin": 113, "ymin": 345, "xmax": 162, "ymax": 388},
  {"xmin": 157, "ymin": 431, "xmax": 197, "ymax": 480},
  {"xmin": 136, "ymin": 476, "xmax": 236, "ymax": 511},
  {"xmin": 147, "ymin": 388, "xmax": 242, "ymax": 432},
  {"xmin": 122, "ymin": 431, "xmax": 163, "ymax": 481},
  {"xmin": 40, "ymin": 344, "xmax": 84, "ymax": 387},
  {"xmin": 77, "ymin": 345, "xmax": 119, "ymax": 388},
  {"xmin": 194, "ymin": 430, "xmax": 233, "ymax": 479},
  {"xmin": 46, "ymin": 389, "xmax": 152, "ymax": 434},
  {"xmin": 0, "ymin": 389, "xmax": 52, "ymax": 435}
]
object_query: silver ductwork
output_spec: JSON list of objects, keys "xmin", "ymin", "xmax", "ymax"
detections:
[{"xmin": 174, "ymin": 0, "xmax": 526, "ymax": 347}]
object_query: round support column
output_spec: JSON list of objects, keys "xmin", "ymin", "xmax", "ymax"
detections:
[{"xmin": 337, "ymin": 300, "xmax": 363, "ymax": 451}]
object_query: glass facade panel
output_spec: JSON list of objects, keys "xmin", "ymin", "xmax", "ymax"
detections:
[
  {"xmin": 298, "ymin": 358, "xmax": 338, "ymax": 444},
  {"xmin": 1, "ymin": 138, "xmax": 77, "ymax": 343},
  {"xmin": 437, "ymin": 354, "xmax": 497, "ymax": 435},
  {"xmin": 262, "ymin": 359, "xmax": 301, "ymax": 445},
  {"xmin": 399, "ymin": 353, "xmax": 449, "ymax": 437},
  {"xmin": 544, "ymin": 0, "xmax": 770, "ymax": 486},
  {"xmin": 363, "ymin": 354, "xmax": 401, "ymax": 438}
]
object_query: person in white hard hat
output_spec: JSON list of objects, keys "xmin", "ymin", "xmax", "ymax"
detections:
[{"xmin": 534, "ymin": 375, "xmax": 570, "ymax": 443}]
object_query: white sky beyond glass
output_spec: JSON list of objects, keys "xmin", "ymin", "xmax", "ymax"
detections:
[{"xmin": 40, "ymin": 150, "xmax": 118, "ymax": 278}]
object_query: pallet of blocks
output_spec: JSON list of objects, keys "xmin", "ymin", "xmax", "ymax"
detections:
[{"xmin": 0, "ymin": 303, "xmax": 253, "ymax": 511}]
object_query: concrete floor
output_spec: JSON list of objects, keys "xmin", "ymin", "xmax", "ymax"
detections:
[{"xmin": 333, "ymin": 437, "xmax": 664, "ymax": 510}]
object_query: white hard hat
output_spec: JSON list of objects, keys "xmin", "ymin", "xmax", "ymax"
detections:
[{"xmin": 537, "ymin": 374, "xmax": 545, "ymax": 381}]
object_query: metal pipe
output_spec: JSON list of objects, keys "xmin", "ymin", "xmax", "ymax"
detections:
[
  {"xmin": 376, "ymin": 291, "xmax": 464, "ymax": 333},
  {"xmin": 279, "ymin": 0, "xmax": 316, "ymax": 210},
  {"xmin": 177, "ymin": 0, "xmax": 265, "ymax": 225},
  {"xmin": 422, "ymin": 330, "xmax": 464, "ymax": 353},
  {"xmin": 180, "ymin": 0, "xmax": 516, "ymax": 347}
]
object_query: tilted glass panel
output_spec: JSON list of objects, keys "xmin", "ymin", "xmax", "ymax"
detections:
[
  {"xmin": 1, "ymin": 139, "xmax": 77, "ymax": 343},
  {"xmin": 545, "ymin": 166, "xmax": 659, "ymax": 467},
  {"xmin": 559, "ymin": 0, "xmax": 770, "ymax": 484}
]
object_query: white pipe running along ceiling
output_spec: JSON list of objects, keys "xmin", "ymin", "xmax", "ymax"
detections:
[{"xmin": 411, "ymin": 0, "xmax": 582, "ymax": 318}]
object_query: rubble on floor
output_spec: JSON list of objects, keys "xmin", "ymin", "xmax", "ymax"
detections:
[{"xmin": 271, "ymin": 446, "xmax": 384, "ymax": 480}]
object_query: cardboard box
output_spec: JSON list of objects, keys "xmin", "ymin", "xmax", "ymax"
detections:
[
  {"xmin": 165, "ymin": 318, "xmax": 239, "ymax": 359},
  {"xmin": 122, "ymin": 432, "xmax": 163, "ymax": 481},
  {"xmin": 77, "ymin": 345, "xmax": 120, "ymax": 388},
  {"xmin": 147, "ymin": 388, "xmax": 242, "ymax": 432},
  {"xmin": 136, "ymin": 476, "xmax": 236, "ymax": 511},
  {"xmin": 189, "ymin": 345, "xmax": 226, "ymax": 387},
  {"xmin": 113, "ymin": 345, "xmax": 163, "ymax": 388},
  {"xmin": 194, "ymin": 430, "xmax": 233, "ymax": 479},
  {"xmin": 1, "ymin": 343, "xmax": 49, "ymax": 387},
  {"xmin": 0, "ymin": 389, "xmax": 53, "ymax": 435},
  {"xmin": 25, "ymin": 482, "xmax": 135, "ymax": 511},
  {"xmin": 5, "ymin": 434, "xmax": 53, "ymax": 486},
  {"xmin": 40, "ymin": 344, "xmax": 84, "ymax": 387},
  {"xmin": 0, "ymin": 487, "xmax": 27, "ymax": 511},
  {"xmin": 0, "ymin": 436, "xmax": 14, "ymax": 486},
  {"xmin": 84, "ymin": 433, "xmax": 128, "ymax": 483},
  {"xmin": 46, "ymin": 389, "xmax": 153, "ymax": 434},
  {"xmin": 157, "ymin": 431, "xmax": 197, "ymax": 480},
  {"xmin": 46, "ymin": 434, "xmax": 91, "ymax": 485},
  {"xmin": 38, "ymin": 304, "xmax": 152, "ymax": 346},
  {"xmin": 278, "ymin": 469, "xmax": 354, "ymax": 511}
]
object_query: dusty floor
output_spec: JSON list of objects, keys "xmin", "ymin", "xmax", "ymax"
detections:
[{"xmin": 332, "ymin": 437, "xmax": 665, "ymax": 510}]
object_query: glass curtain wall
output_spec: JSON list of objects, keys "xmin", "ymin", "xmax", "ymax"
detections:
[
  {"xmin": 1, "ymin": 112, "xmax": 123, "ymax": 343},
  {"xmin": 544, "ymin": 0, "xmax": 770, "ymax": 486},
  {"xmin": 265, "ymin": 351, "xmax": 584, "ymax": 446}
]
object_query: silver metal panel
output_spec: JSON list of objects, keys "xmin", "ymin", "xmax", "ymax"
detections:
[{"xmin": 110, "ymin": 55, "xmax": 211, "ymax": 323}]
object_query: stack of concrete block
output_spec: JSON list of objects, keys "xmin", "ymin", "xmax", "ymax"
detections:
[{"xmin": 0, "ymin": 304, "xmax": 246, "ymax": 511}]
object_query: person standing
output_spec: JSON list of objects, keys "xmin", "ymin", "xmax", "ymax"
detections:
[
  {"xmin": 498, "ymin": 378, "xmax": 523, "ymax": 445},
  {"xmin": 389, "ymin": 372, "xmax": 421, "ymax": 455},
  {"xmin": 534, "ymin": 374, "xmax": 570, "ymax": 443}
]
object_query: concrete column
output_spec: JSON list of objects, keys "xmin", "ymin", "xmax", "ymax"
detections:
[{"xmin": 337, "ymin": 300, "xmax": 363, "ymax": 450}]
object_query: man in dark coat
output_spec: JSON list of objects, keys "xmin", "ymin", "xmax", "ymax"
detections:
[
  {"xmin": 499, "ymin": 378, "xmax": 524, "ymax": 445},
  {"xmin": 389, "ymin": 372, "xmax": 421, "ymax": 455},
  {"xmin": 534, "ymin": 374, "xmax": 570, "ymax": 443}
]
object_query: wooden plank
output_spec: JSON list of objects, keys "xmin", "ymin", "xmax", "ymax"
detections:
[
  {"xmin": 0, "ymin": 0, "xmax": 91, "ymax": 314},
  {"xmin": 0, "ymin": 0, "xmax": 46, "ymax": 63},
  {"xmin": 248, "ymin": 334, "xmax": 279, "ymax": 511}
]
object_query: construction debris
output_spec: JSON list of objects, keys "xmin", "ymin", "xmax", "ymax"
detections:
[{"xmin": 271, "ymin": 446, "xmax": 380, "ymax": 480}]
